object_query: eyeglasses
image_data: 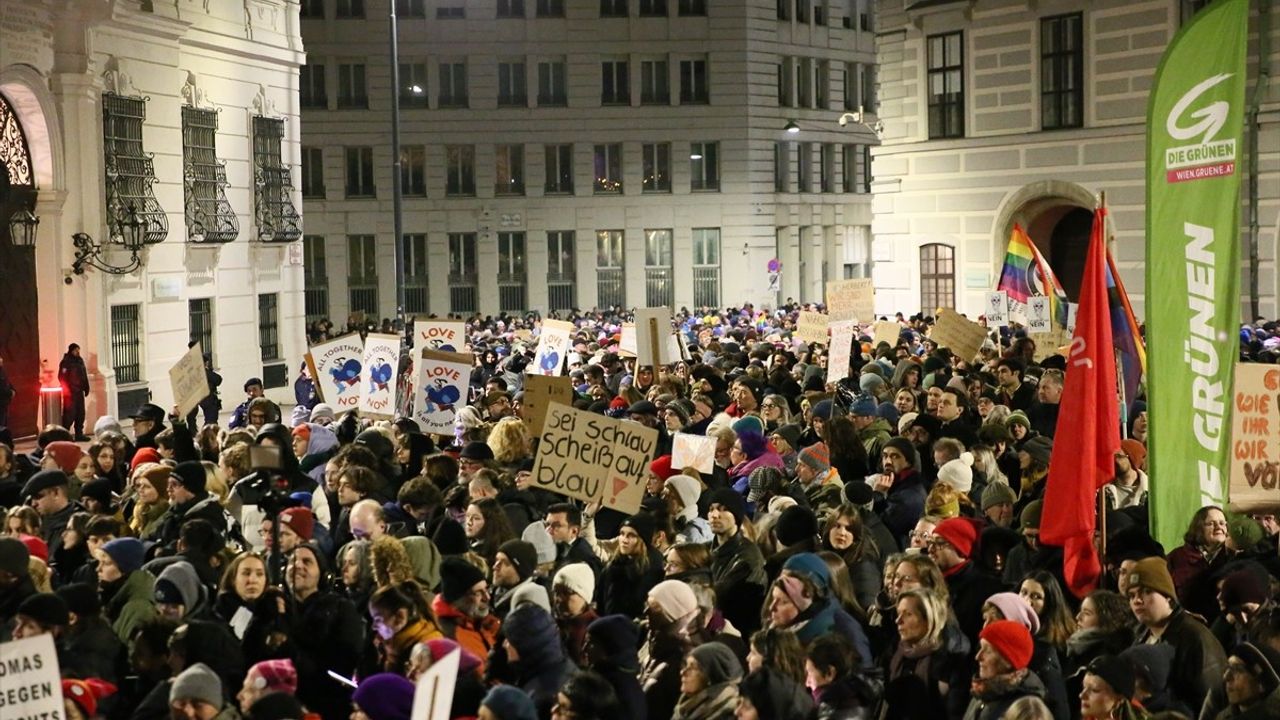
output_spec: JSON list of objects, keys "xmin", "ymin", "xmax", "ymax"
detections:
[{"xmin": 1202, "ymin": 520, "xmax": 1229, "ymax": 529}]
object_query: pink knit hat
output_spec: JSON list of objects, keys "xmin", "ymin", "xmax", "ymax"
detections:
[{"xmin": 248, "ymin": 659, "xmax": 297, "ymax": 695}]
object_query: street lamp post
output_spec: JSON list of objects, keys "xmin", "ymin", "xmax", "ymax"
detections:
[{"xmin": 389, "ymin": 2, "xmax": 406, "ymax": 339}]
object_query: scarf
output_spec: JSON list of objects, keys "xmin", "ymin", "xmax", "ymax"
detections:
[
  {"xmin": 970, "ymin": 668, "xmax": 1027, "ymax": 700},
  {"xmin": 673, "ymin": 681, "xmax": 740, "ymax": 720}
]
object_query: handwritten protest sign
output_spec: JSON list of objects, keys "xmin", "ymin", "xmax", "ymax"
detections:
[
  {"xmin": 1228, "ymin": 364, "xmax": 1280, "ymax": 512},
  {"xmin": 0, "ymin": 634, "xmax": 64, "ymax": 720},
  {"xmin": 530, "ymin": 320, "xmax": 574, "ymax": 376},
  {"xmin": 827, "ymin": 321, "xmax": 857, "ymax": 384},
  {"xmin": 168, "ymin": 342, "xmax": 209, "ymax": 417},
  {"xmin": 1030, "ymin": 329, "xmax": 1071, "ymax": 361},
  {"xmin": 358, "ymin": 334, "xmax": 401, "ymax": 418},
  {"xmin": 1027, "ymin": 296, "xmax": 1052, "ymax": 333},
  {"xmin": 634, "ymin": 307, "xmax": 673, "ymax": 369},
  {"xmin": 929, "ymin": 309, "xmax": 988, "ymax": 362},
  {"xmin": 796, "ymin": 311, "xmax": 830, "ymax": 345},
  {"xmin": 306, "ymin": 333, "xmax": 366, "ymax": 408},
  {"xmin": 672, "ymin": 432, "xmax": 716, "ymax": 475},
  {"xmin": 410, "ymin": 646, "xmax": 460, "ymax": 720},
  {"xmin": 986, "ymin": 291, "xmax": 1009, "ymax": 326},
  {"xmin": 871, "ymin": 321, "xmax": 900, "ymax": 349},
  {"xmin": 413, "ymin": 350, "xmax": 471, "ymax": 435},
  {"xmin": 826, "ymin": 279, "xmax": 874, "ymax": 323},
  {"xmin": 532, "ymin": 404, "xmax": 658, "ymax": 514},
  {"xmin": 414, "ymin": 320, "xmax": 467, "ymax": 353},
  {"xmin": 522, "ymin": 374, "xmax": 575, "ymax": 435}
]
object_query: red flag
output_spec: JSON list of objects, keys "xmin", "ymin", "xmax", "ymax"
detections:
[{"xmin": 1041, "ymin": 207, "xmax": 1120, "ymax": 598}]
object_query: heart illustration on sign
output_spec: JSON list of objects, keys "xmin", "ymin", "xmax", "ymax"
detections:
[{"xmin": 610, "ymin": 476, "xmax": 628, "ymax": 504}]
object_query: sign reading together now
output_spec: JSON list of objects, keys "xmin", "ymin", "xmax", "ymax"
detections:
[{"xmin": 531, "ymin": 404, "xmax": 658, "ymax": 514}]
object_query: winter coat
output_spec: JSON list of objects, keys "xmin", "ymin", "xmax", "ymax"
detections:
[
  {"xmin": 1214, "ymin": 686, "xmax": 1280, "ymax": 720},
  {"xmin": 61, "ymin": 615, "xmax": 125, "ymax": 683},
  {"xmin": 813, "ymin": 675, "xmax": 881, "ymax": 720},
  {"xmin": 855, "ymin": 418, "xmax": 893, "ymax": 473},
  {"xmin": 290, "ymin": 590, "xmax": 363, "ymax": 720},
  {"xmin": 709, "ymin": 530, "xmax": 768, "ymax": 635},
  {"xmin": 1133, "ymin": 607, "xmax": 1226, "ymax": 714},
  {"xmin": 103, "ymin": 569, "xmax": 156, "ymax": 643},
  {"xmin": 381, "ymin": 617, "xmax": 444, "ymax": 674},
  {"xmin": 156, "ymin": 493, "xmax": 228, "ymax": 550},
  {"xmin": 599, "ymin": 549, "xmax": 665, "ymax": 619},
  {"xmin": 873, "ymin": 469, "xmax": 926, "ymax": 548},
  {"xmin": 1167, "ymin": 542, "xmax": 1236, "ymax": 624},
  {"xmin": 944, "ymin": 561, "xmax": 1006, "ymax": 649},
  {"xmin": 432, "ymin": 594, "xmax": 501, "ymax": 673},
  {"xmin": 59, "ymin": 352, "xmax": 90, "ymax": 395},
  {"xmin": 557, "ymin": 608, "xmax": 599, "ymax": 666},
  {"xmin": 961, "ymin": 670, "xmax": 1047, "ymax": 720},
  {"xmin": 884, "ymin": 623, "xmax": 971, "ymax": 720}
]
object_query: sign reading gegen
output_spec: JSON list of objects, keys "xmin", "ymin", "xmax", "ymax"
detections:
[{"xmin": 0, "ymin": 634, "xmax": 64, "ymax": 720}]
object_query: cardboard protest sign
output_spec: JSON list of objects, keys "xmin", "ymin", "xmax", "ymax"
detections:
[
  {"xmin": 530, "ymin": 320, "xmax": 574, "ymax": 376},
  {"xmin": 634, "ymin": 307, "xmax": 673, "ymax": 369},
  {"xmin": 306, "ymin": 333, "xmax": 366, "ymax": 409},
  {"xmin": 358, "ymin": 334, "xmax": 401, "ymax": 418},
  {"xmin": 1027, "ymin": 296, "xmax": 1052, "ymax": 333},
  {"xmin": 531, "ymin": 404, "xmax": 658, "ymax": 514},
  {"xmin": 414, "ymin": 319, "xmax": 467, "ymax": 353},
  {"xmin": 929, "ymin": 309, "xmax": 988, "ymax": 362},
  {"xmin": 0, "ymin": 634, "xmax": 64, "ymax": 719},
  {"xmin": 1030, "ymin": 329, "xmax": 1071, "ymax": 361},
  {"xmin": 413, "ymin": 350, "xmax": 472, "ymax": 435},
  {"xmin": 672, "ymin": 432, "xmax": 715, "ymax": 474},
  {"xmin": 986, "ymin": 291, "xmax": 1009, "ymax": 326},
  {"xmin": 796, "ymin": 311, "xmax": 830, "ymax": 345},
  {"xmin": 871, "ymin": 321, "xmax": 901, "ymax": 349},
  {"xmin": 168, "ymin": 342, "xmax": 209, "ymax": 417},
  {"xmin": 410, "ymin": 646, "xmax": 460, "ymax": 720},
  {"xmin": 826, "ymin": 279, "xmax": 874, "ymax": 323},
  {"xmin": 522, "ymin": 374, "xmax": 575, "ymax": 435},
  {"xmin": 1228, "ymin": 364, "xmax": 1280, "ymax": 512},
  {"xmin": 620, "ymin": 324, "xmax": 685, "ymax": 362},
  {"xmin": 827, "ymin": 320, "xmax": 857, "ymax": 384}
]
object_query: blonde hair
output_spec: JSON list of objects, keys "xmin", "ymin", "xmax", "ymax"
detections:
[
  {"xmin": 29, "ymin": 557, "xmax": 52, "ymax": 592},
  {"xmin": 486, "ymin": 417, "xmax": 531, "ymax": 466},
  {"xmin": 369, "ymin": 535, "xmax": 416, "ymax": 589},
  {"xmin": 897, "ymin": 588, "xmax": 949, "ymax": 646},
  {"xmin": 202, "ymin": 461, "xmax": 229, "ymax": 504}
]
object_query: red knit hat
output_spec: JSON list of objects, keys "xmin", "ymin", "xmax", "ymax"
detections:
[
  {"xmin": 44, "ymin": 441, "xmax": 85, "ymax": 475},
  {"xmin": 650, "ymin": 455, "xmax": 677, "ymax": 481},
  {"xmin": 131, "ymin": 447, "xmax": 162, "ymax": 472},
  {"xmin": 292, "ymin": 424, "xmax": 312, "ymax": 442},
  {"xmin": 278, "ymin": 507, "xmax": 315, "ymax": 541},
  {"xmin": 932, "ymin": 517, "xmax": 978, "ymax": 558},
  {"xmin": 62, "ymin": 678, "xmax": 117, "ymax": 717},
  {"xmin": 980, "ymin": 619, "xmax": 1034, "ymax": 670},
  {"xmin": 609, "ymin": 396, "xmax": 629, "ymax": 411},
  {"xmin": 18, "ymin": 534, "xmax": 48, "ymax": 563}
]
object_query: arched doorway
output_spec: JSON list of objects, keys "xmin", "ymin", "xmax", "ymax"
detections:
[
  {"xmin": 0, "ymin": 91, "xmax": 40, "ymax": 437},
  {"xmin": 992, "ymin": 180, "xmax": 1096, "ymax": 303}
]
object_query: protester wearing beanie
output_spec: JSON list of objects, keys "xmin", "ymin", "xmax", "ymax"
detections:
[
  {"xmin": 599, "ymin": 512, "xmax": 665, "ymax": 619},
  {"xmin": 980, "ymin": 481, "xmax": 1017, "ymax": 528},
  {"xmin": 14, "ymin": 591, "xmax": 69, "ymax": 638},
  {"xmin": 433, "ymin": 557, "xmax": 500, "ymax": 673},
  {"xmin": 766, "ymin": 505, "xmax": 820, "ymax": 578},
  {"xmin": 62, "ymin": 678, "xmax": 118, "ymax": 720},
  {"xmin": 481, "ymin": 684, "xmax": 538, "ymax": 720},
  {"xmin": 666, "ymin": 474, "xmax": 712, "ymax": 544},
  {"xmin": 351, "ymin": 673, "xmax": 415, "ymax": 720},
  {"xmin": 93, "ymin": 537, "xmax": 156, "ymax": 643},
  {"xmin": 928, "ymin": 517, "xmax": 1003, "ymax": 649},
  {"xmin": 492, "ymin": 539, "xmax": 540, "ymax": 618},
  {"xmin": 704, "ymin": 486, "xmax": 768, "ymax": 636},
  {"xmin": 237, "ymin": 658, "xmax": 299, "ymax": 714},
  {"xmin": 170, "ymin": 662, "xmax": 228, "ymax": 716},
  {"xmin": 1078, "ymin": 654, "xmax": 1138, "ymax": 720},
  {"xmin": 1000, "ymin": 499, "xmax": 1051, "ymax": 586},
  {"xmin": 963, "ymin": 620, "xmax": 1044, "ymax": 718},
  {"xmin": 502, "ymin": 604, "xmax": 575, "ymax": 717},
  {"xmin": 1223, "ymin": 642, "xmax": 1280, "ymax": 715},
  {"xmin": 154, "ymin": 460, "xmax": 226, "ymax": 551},
  {"xmin": 674, "ymin": 641, "xmax": 743, "ymax": 720},
  {"xmin": 1127, "ymin": 555, "xmax": 1226, "ymax": 711},
  {"xmin": 551, "ymin": 562, "xmax": 599, "ymax": 666}
]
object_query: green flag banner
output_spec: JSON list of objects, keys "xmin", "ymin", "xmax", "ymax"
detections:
[{"xmin": 1146, "ymin": 0, "xmax": 1247, "ymax": 551}]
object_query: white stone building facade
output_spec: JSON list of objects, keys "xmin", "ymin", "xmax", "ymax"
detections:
[
  {"xmin": 0, "ymin": 0, "xmax": 307, "ymax": 436},
  {"xmin": 870, "ymin": 0, "xmax": 1279, "ymax": 321},
  {"xmin": 298, "ymin": 0, "xmax": 879, "ymax": 322}
]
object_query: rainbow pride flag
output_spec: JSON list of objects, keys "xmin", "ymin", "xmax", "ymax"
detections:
[
  {"xmin": 1105, "ymin": 248, "xmax": 1147, "ymax": 414},
  {"xmin": 997, "ymin": 224, "xmax": 1069, "ymax": 327}
]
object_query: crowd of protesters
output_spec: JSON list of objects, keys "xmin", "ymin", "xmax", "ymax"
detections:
[{"xmin": 4, "ymin": 304, "xmax": 1280, "ymax": 720}]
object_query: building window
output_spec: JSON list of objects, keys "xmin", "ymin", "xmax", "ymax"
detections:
[
  {"xmin": 495, "ymin": 144, "xmax": 525, "ymax": 195},
  {"xmin": 497, "ymin": 232, "xmax": 527, "ymax": 312},
  {"xmin": 644, "ymin": 229, "xmax": 674, "ymax": 307},
  {"xmin": 189, "ymin": 298, "xmax": 213, "ymax": 358},
  {"xmin": 102, "ymin": 94, "xmax": 167, "ymax": 244},
  {"xmin": 692, "ymin": 228, "xmax": 720, "ymax": 308},
  {"xmin": 497, "ymin": 0, "xmax": 525, "ymax": 17},
  {"xmin": 396, "ymin": 0, "xmax": 426, "ymax": 17},
  {"xmin": 403, "ymin": 233, "xmax": 429, "ymax": 315},
  {"xmin": 815, "ymin": 60, "xmax": 829, "ymax": 109},
  {"xmin": 537, "ymin": 0, "xmax": 565, "ymax": 17},
  {"xmin": 927, "ymin": 31, "xmax": 964, "ymax": 139},
  {"xmin": 774, "ymin": 141, "xmax": 790, "ymax": 192},
  {"xmin": 920, "ymin": 243, "xmax": 956, "ymax": 311},
  {"xmin": 601, "ymin": 60, "xmax": 630, "ymax": 105},
  {"xmin": 814, "ymin": 0, "xmax": 825, "ymax": 25},
  {"xmin": 678, "ymin": 0, "xmax": 706, "ymax": 16},
  {"xmin": 641, "ymin": 60, "xmax": 670, "ymax": 105},
  {"xmin": 258, "ymin": 293, "xmax": 280, "ymax": 361},
  {"xmin": 798, "ymin": 142, "xmax": 812, "ymax": 192},
  {"xmin": 448, "ymin": 233, "xmax": 478, "ymax": 314},
  {"xmin": 777, "ymin": 0, "xmax": 789, "ymax": 21},
  {"xmin": 601, "ymin": 0, "xmax": 628, "ymax": 17},
  {"xmin": 182, "ymin": 106, "xmax": 238, "ymax": 243},
  {"xmin": 863, "ymin": 144, "xmax": 872, "ymax": 193},
  {"xmin": 796, "ymin": 0, "xmax": 809, "ymax": 24},
  {"xmin": 348, "ymin": 234, "xmax": 379, "ymax": 316},
  {"xmin": 337, "ymin": 63, "xmax": 368, "ymax": 108},
  {"xmin": 438, "ymin": 62, "xmax": 469, "ymax": 107},
  {"xmin": 399, "ymin": 62, "xmax": 429, "ymax": 108},
  {"xmin": 304, "ymin": 235, "xmax": 329, "ymax": 321},
  {"xmin": 778, "ymin": 59, "xmax": 792, "ymax": 106},
  {"xmin": 593, "ymin": 143, "xmax": 623, "ymax": 193},
  {"xmin": 538, "ymin": 60, "xmax": 568, "ymax": 105},
  {"xmin": 861, "ymin": 63, "xmax": 877, "ymax": 112},
  {"xmin": 498, "ymin": 61, "xmax": 528, "ymax": 106},
  {"xmin": 401, "ymin": 145, "xmax": 426, "ymax": 196},
  {"xmin": 345, "ymin": 146, "xmax": 376, "ymax": 198},
  {"xmin": 843, "ymin": 62, "xmax": 857, "ymax": 111},
  {"xmin": 300, "ymin": 0, "xmax": 324, "ymax": 19},
  {"xmin": 437, "ymin": 4, "xmax": 465, "ymax": 18},
  {"xmin": 820, "ymin": 143, "xmax": 835, "ymax": 193},
  {"xmin": 841, "ymin": 144, "xmax": 858, "ymax": 193},
  {"xmin": 679, "ymin": 59, "xmax": 709, "ymax": 104},
  {"xmin": 547, "ymin": 231, "xmax": 576, "ymax": 311},
  {"xmin": 796, "ymin": 58, "xmax": 812, "ymax": 108},
  {"xmin": 690, "ymin": 141, "xmax": 718, "ymax": 191},
  {"xmin": 302, "ymin": 147, "xmax": 325, "ymax": 199},
  {"xmin": 251, "ymin": 116, "xmax": 301, "ymax": 242},
  {"xmin": 301, "ymin": 64, "xmax": 327, "ymax": 108},
  {"xmin": 639, "ymin": 0, "xmax": 666, "ymax": 16},
  {"xmin": 642, "ymin": 143, "xmax": 671, "ymax": 193},
  {"xmin": 596, "ymin": 230, "xmax": 625, "ymax": 308},
  {"xmin": 545, "ymin": 144, "xmax": 574, "ymax": 193},
  {"xmin": 110, "ymin": 304, "xmax": 142, "ymax": 385},
  {"xmin": 1041, "ymin": 13, "xmax": 1083, "ymax": 130},
  {"xmin": 446, "ymin": 145, "xmax": 476, "ymax": 196},
  {"xmin": 336, "ymin": 0, "xmax": 364, "ymax": 18}
]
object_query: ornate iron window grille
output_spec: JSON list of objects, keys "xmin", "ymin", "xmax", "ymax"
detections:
[
  {"xmin": 103, "ymin": 93, "xmax": 168, "ymax": 244},
  {"xmin": 252, "ymin": 116, "xmax": 302, "ymax": 242},
  {"xmin": 181, "ymin": 107, "xmax": 238, "ymax": 243}
]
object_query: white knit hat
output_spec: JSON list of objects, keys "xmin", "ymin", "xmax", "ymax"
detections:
[
  {"xmin": 553, "ymin": 563, "xmax": 596, "ymax": 604},
  {"xmin": 937, "ymin": 452, "xmax": 975, "ymax": 493}
]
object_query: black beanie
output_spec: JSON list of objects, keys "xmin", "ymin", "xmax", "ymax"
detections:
[
  {"xmin": 172, "ymin": 461, "xmax": 207, "ymax": 495},
  {"xmin": 16, "ymin": 592, "xmax": 70, "ymax": 628},
  {"xmin": 621, "ymin": 513, "xmax": 657, "ymax": 549},
  {"xmin": 56, "ymin": 582, "xmax": 102, "ymax": 617},
  {"xmin": 774, "ymin": 506, "xmax": 819, "ymax": 547},
  {"xmin": 498, "ymin": 540, "xmax": 539, "ymax": 581},
  {"xmin": 439, "ymin": 557, "xmax": 486, "ymax": 603},
  {"xmin": 432, "ymin": 519, "xmax": 468, "ymax": 556},
  {"xmin": 705, "ymin": 488, "xmax": 746, "ymax": 526}
]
